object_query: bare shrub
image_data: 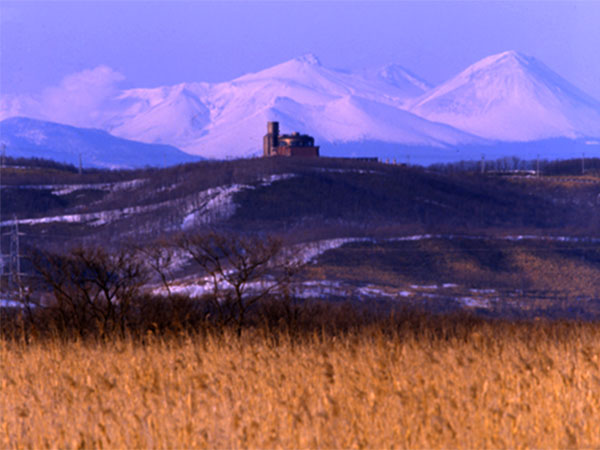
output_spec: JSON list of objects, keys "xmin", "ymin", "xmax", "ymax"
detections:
[
  {"xmin": 176, "ymin": 232, "xmax": 302, "ymax": 335},
  {"xmin": 133, "ymin": 239, "xmax": 177, "ymax": 296},
  {"xmin": 30, "ymin": 246, "xmax": 149, "ymax": 338}
]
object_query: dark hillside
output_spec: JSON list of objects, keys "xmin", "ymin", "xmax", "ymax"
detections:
[
  {"xmin": 231, "ymin": 164, "xmax": 593, "ymax": 233},
  {"xmin": 303, "ymin": 236, "xmax": 600, "ymax": 319},
  {"xmin": 2, "ymin": 157, "xmax": 599, "ymax": 254}
]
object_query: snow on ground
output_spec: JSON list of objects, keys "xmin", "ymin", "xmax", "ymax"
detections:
[
  {"xmin": 2, "ymin": 230, "xmax": 595, "ymax": 310},
  {"xmin": 180, "ymin": 174, "xmax": 295, "ymax": 228},
  {"xmin": 159, "ymin": 272, "xmax": 501, "ymax": 309},
  {"xmin": 458, "ymin": 297, "xmax": 492, "ymax": 308},
  {"xmin": 259, "ymin": 173, "xmax": 297, "ymax": 184},
  {"xmin": 293, "ymin": 280, "xmax": 352, "ymax": 299},
  {"xmin": 504, "ymin": 235, "xmax": 600, "ymax": 243},
  {"xmin": 0, "ymin": 178, "xmax": 148, "ymax": 195},
  {"xmin": 51, "ymin": 179, "xmax": 148, "ymax": 195},
  {"xmin": 0, "ymin": 281, "xmax": 501, "ymax": 310},
  {"xmin": 356, "ymin": 285, "xmax": 397, "ymax": 298},
  {"xmin": 158, "ymin": 232, "xmax": 600, "ymax": 305},
  {"xmin": 390, "ymin": 234, "xmax": 600, "ymax": 244},
  {"xmin": 391, "ymin": 234, "xmax": 440, "ymax": 241},
  {"xmin": 313, "ymin": 167, "xmax": 387, "ymax": 175},
  {"xmin": 0, "ymin": 299, "xmax": 27, "ymax": 308},
  {"xmin": 158, "ymin": 278, "xmax": 277, "ymax": 300},
  {"xmin": 470, "ymin": 288, "xmax": 497, "ymax": 294},
  {"xmin": 181, "ymin": 184, "xmax": 246, "ymax": 229},
  {"xmin": 0, "ymin": 174, "xmax": 296, "ymax": 228},
  {"xmin": 294, "ymin": 237, "xmax": 371, "ymax": 263}
]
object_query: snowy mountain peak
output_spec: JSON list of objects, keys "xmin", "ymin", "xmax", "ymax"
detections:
[
  {"xmin": 363, "ymin": 63, "xmax": 432, "ymax": 94},
  {"xmin": 232, "ymin": 54, "xmax": 326, "ymax": 84},
  {"xmin": 411, "ymin": 50, "xmax": 600, "ymax": 141},
  {"xmin": 474, "ymin": 50, "xmax": 530, "ymax": 66},
  {"xmin": 294, "ymin": 53, "xmax": 321, "ymax": 65},
  {"xmin": 459, "ymin": 50, "xmax": 559, "ymax": 85}
]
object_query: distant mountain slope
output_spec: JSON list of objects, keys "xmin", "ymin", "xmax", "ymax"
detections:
[
  {"xmin": 230, "ymin": 54, "xmax": 429, "ymax": 104},
  {"xmin": 2, "ymin": 52, "xmax": 599, "ymax": 162},
  {"xmin": 410, "ymin": 51, "xmax": 600, "ymax": 141},
  {"xmin": 70, "ymin": 52, "xmax": 600, "ymax": 159},
  {"xmin": 105, "ymin": 54, "xmax": 474, "ymax": 159},
  {"xmin": 0, "ymin": 117, "xmax": 202, "ymax": 169}
]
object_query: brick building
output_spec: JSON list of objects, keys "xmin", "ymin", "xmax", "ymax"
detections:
[{"xmin": 263, "ymin": 121, "xmax": 319, "ymax": 157}]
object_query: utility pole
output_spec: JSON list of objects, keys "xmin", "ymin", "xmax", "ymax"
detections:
[
  {"xmin": 79, "ymin": 153, "xmax": 83, "ymax": 175},
  {"xmin": 1, "ymin": 144, "xmax": 5, "ymax": 168},
  {"xmin": 582, "ymin": 152, "xmax": 585, "ymax": 175},
  {"xmin": 2, "ymin": 216, "xmax": 25, "ymax": 298},
  {"xmin": 536, "ymin": 154, "xmax": 540, "ymax": 178}
]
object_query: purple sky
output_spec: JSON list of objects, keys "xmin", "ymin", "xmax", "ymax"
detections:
[{"xmin": 1, "ymin": 1, "xmax": 599, "ymax": 99}]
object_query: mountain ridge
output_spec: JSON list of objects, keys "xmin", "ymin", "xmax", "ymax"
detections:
[
  {"xmin": 2, "ymin": 51, "xmax": 599, "ymax": 162},
  {"xmin": 0, "ymin": 116, "xmax": 203, "ymax": 169}
]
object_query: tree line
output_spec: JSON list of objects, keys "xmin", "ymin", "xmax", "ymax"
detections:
[{"xmin": 5, "ymin": 232, "xmax": 304, "ymax": 340}]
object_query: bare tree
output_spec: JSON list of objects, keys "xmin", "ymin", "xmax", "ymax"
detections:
[
  {"xmin": 176, "ymin": 232, "xmax": 302, "ymax": 335},
  {"xmin": 30, "ymin": 246, "xmax": 149, "ymax": 338},
  {"xmin": 133, "ymin": 239, "xmax": 176, "ymax": 296}
]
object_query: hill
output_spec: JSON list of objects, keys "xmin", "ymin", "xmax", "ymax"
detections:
[
  {"xmin": 2, "ymin": 155, "xmax": 600, "ymax": 314},
  {"xmin": 2, "ymin": 156, "xmax": 599, "ymax": 249},
  {"xmin": 0, "ymin": 117, "xmax": 203, "ymax": 169}
]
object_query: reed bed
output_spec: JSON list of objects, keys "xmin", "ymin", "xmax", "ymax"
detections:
[{"xmin": 2, "ymin": 316, "xmax": 600, "ymax": 448}]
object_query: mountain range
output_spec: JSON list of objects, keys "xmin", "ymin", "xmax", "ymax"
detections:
[{"xmin": 1, "ymin": 50, "xmax": 599, "ymax": 165}]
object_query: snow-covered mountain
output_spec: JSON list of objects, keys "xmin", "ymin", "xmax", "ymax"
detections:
[
  {"xmin": 0, "ymin": 117, "xmax": 202, "ymax": 169},
  {"xmin": 410, "ymin": 50, "xmax": 600, "ymax": 141},
  {"xmin": 102, "ymin": 54, "xmax": 482, "ymax": 159},
  {"xmin": 359, "ymin": 63, "xmax": 432, "ymax": 96},
  {"xmin": 2, "ymin": 51, "xmax": 599, "ymax": 163}
]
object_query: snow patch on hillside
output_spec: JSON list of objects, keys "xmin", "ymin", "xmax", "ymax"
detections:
[
  {"xmin": 1, "ymin": 174, "xmax": 297, "ymax": 229},
  {"xmin": 181, "ymin": 184, "xmax": 247, "ymax": 229},
  {"xmin": 295, "ymin": 237, "xmax": 374, "ymax": 263},
  {"xmin": 2, "ymin": 179, "xmax": 148, "ymax": 196}
]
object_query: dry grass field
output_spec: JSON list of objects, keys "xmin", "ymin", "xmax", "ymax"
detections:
[{"xmin": 2, "ymin": 316, "xmax": 600, "ymax": 449}]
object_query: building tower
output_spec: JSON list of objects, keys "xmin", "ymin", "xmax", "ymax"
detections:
[
  {"xmin": 262, "ymin": 121, "xmax": 319, "ymax": 157},
  {"xmin": 263, "ymin": 121, "xmax": 279, "ymax": 157}
]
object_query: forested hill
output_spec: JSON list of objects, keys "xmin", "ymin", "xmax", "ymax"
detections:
[{"xmin": 1, "ymin": 156, "xmax": 599, "ymax": 252}]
